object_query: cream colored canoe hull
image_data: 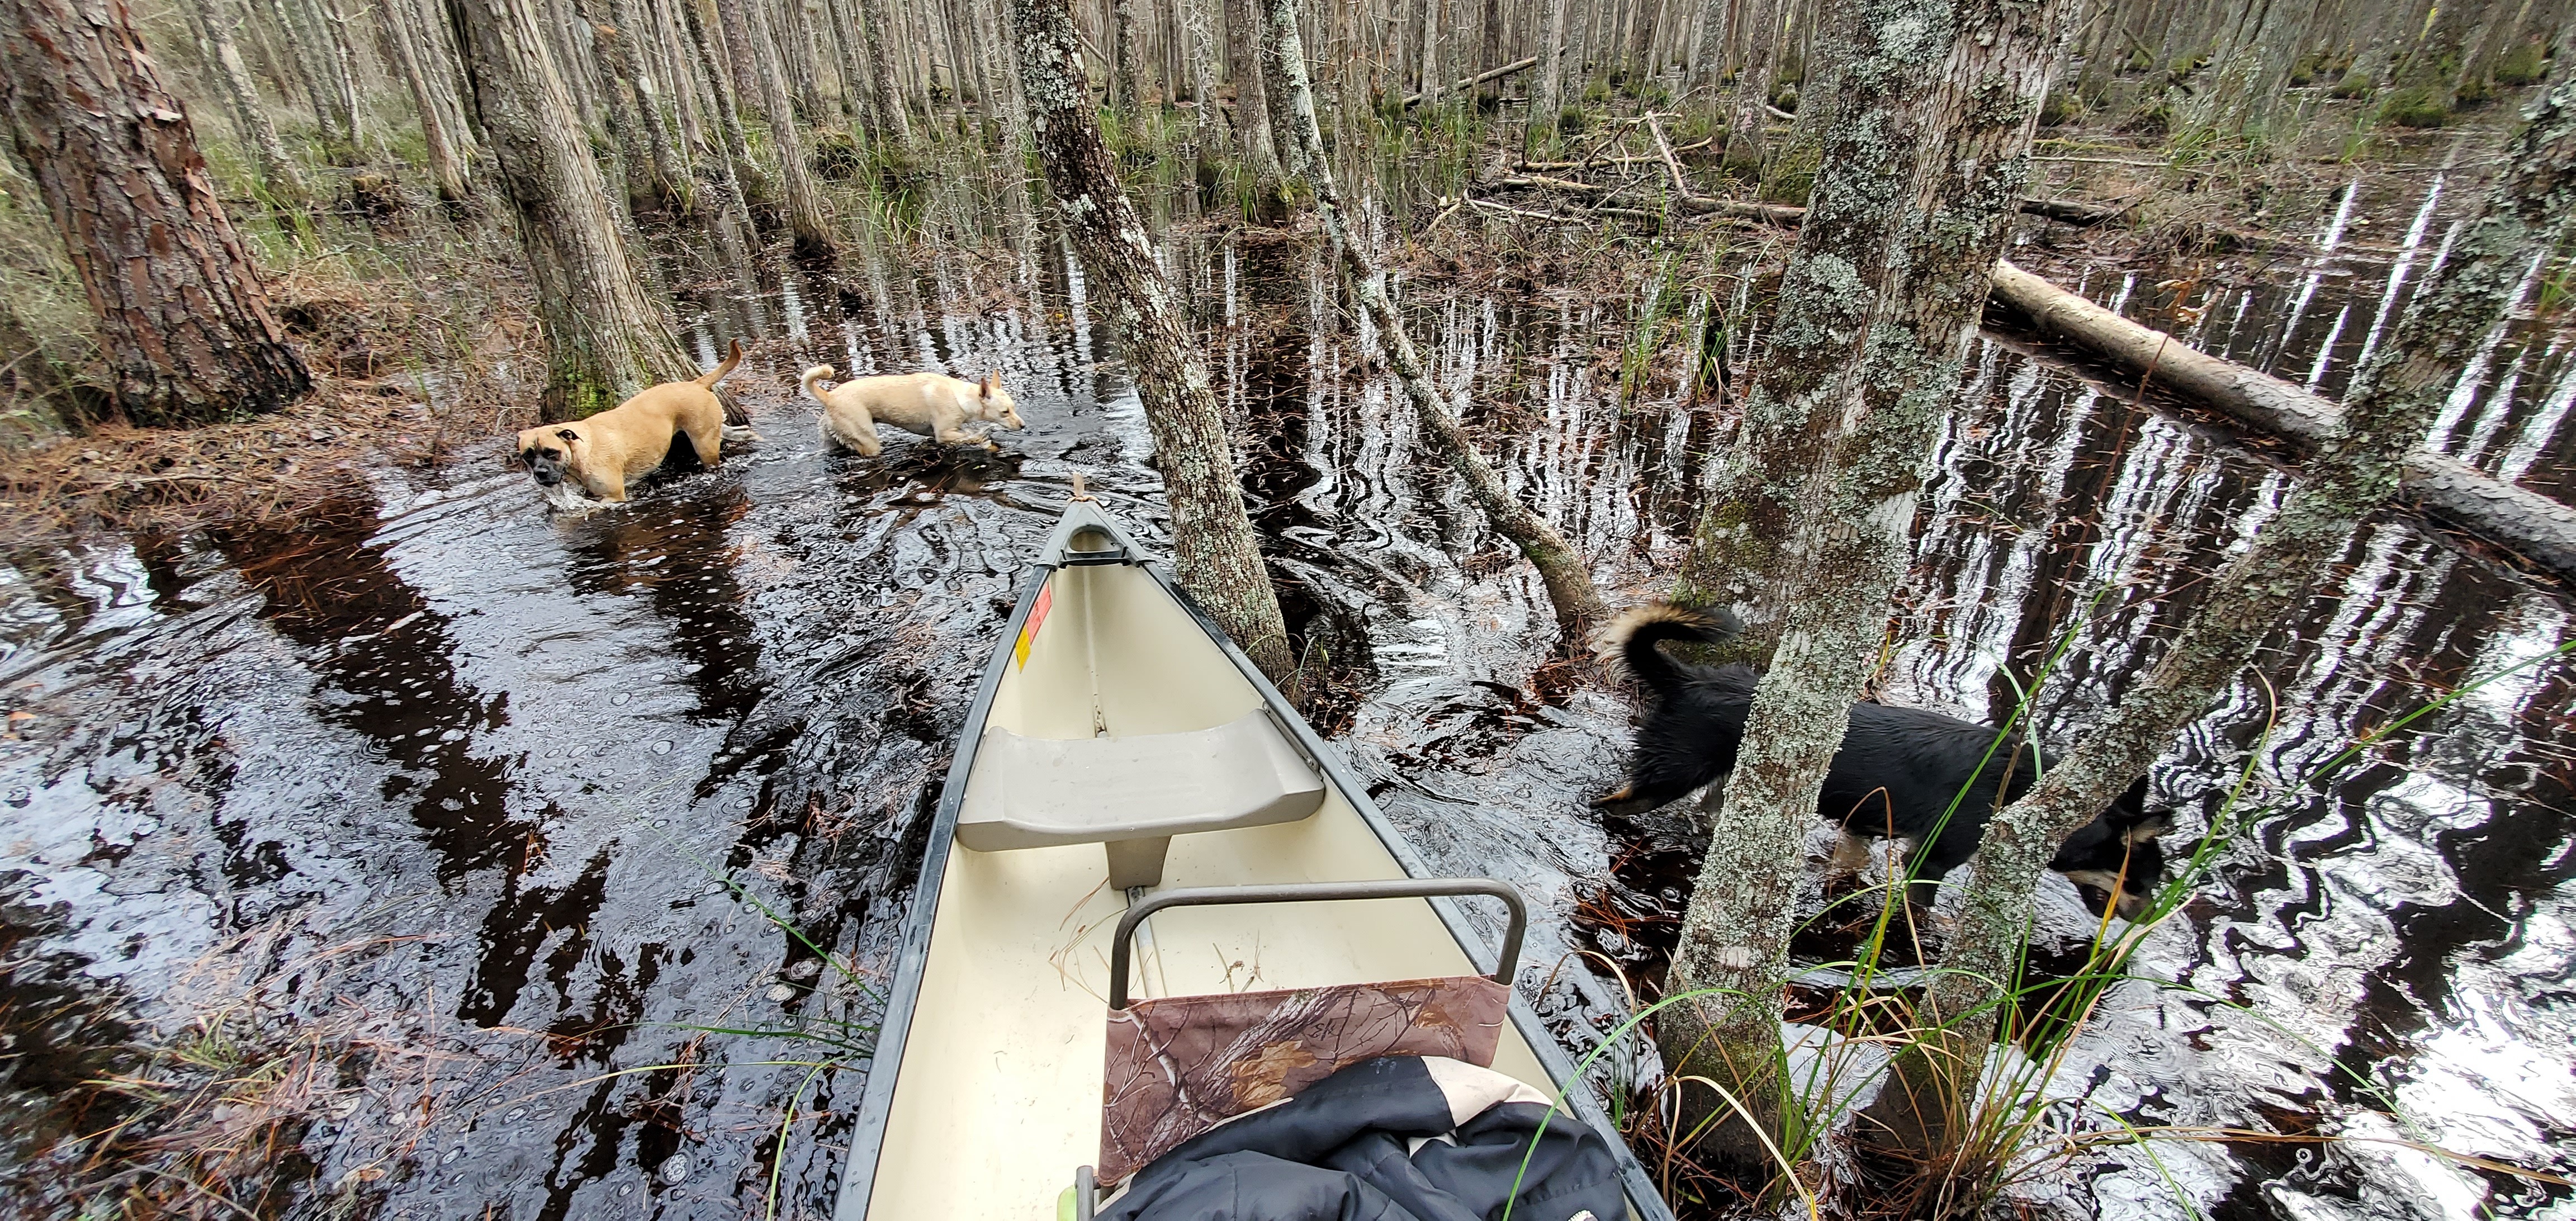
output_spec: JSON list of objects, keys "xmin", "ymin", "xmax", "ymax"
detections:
[{"xmin": 833, "ymin": 499, "xmax": 1672, "ymax": 1221}]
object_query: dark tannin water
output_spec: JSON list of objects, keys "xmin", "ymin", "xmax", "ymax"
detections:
[{"xmin": 1, "ymin": 203, "xmax": 2568, "ymax": 1218}]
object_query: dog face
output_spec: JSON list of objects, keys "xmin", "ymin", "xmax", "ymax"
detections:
[
  {"xmin": 2050, "ymin": 797, "xmax": 2176, "ymax": 920},
  {"xmin": 973, "ymin": 371, "xmax": 1025, "ymax": 430},
  {"xmin": 516, "ymin": 425, "xmax": 582, "ymax": 488}
]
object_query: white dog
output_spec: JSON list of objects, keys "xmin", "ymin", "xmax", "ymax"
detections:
[{"xmin": 801, "ymin": 366, "xmax": 1025, "ymax": 456}]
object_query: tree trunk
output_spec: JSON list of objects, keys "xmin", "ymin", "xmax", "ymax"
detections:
[
  {"xmin": 182, "ymin": 0, "xmax": 310, "ymax": 202},
  {"xmin": 739, "ymin": 0, "xmax": 835, "ymax": 252},
  {"xmin": 270, "ymin": 0, "xmax": 357, "ymax": 155},
  {"xmin": 1537, "ymin": 0, "xmax": 1573, "ymax": 138},
  {"xmin": 382, "ymin": 0, "xmax": 477, "ymax": 201},
  {"xmin": 680, "ymin": 0, "xmax": 777, "ymax": 208},
  {"xmin": 856, "ymin": 0, "xmax": 915, "ymax": 143},
  {"xmin": 1223, "ymin": 0, "xmax": 1290, "ymax": 216},
  {"xmin": 599, "ymin": 0, "xmax": 690, "ymax": 208},
  {"xmin": 1880, "ymin": 60, "xmax": 2576, "ymax": 1161},
  {"xmin": 1112, "ymin": 0, "xmax": 1146, "ymax": 115},
  {"xmin": 441, "ymin": 0, "xmax": 698, "ymax": 418},
  {"xmin": 1262, "ymin": 0, "xmax": 1608, "ymax": 645},
  {"xmin": 1656, "ymin": 0, "xmax": 2070, "ymax": 1171},
  {"xmin": 0, "ymin": 0, "xmax": 312, "ymax": 426},
  {"xmin": 1010, "ymin": 0, "xmax": 1298, "ymax": 686},
  {"xmin": 1670, "ymin": 0, "xmax": 1893, "ymax": 644},
  {"xmin": 1719, "ymin": 0, "xmax": 1776, "ymax": 172},
  {"xmin": 1687, "ymin": 0, "xmax": 1728, "ymax": 94},
  {"xmin": 1480, "ymin": 0, "xmax": 1506, "ymax": 100}
]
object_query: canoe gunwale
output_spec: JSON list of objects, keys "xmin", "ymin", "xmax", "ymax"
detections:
[
  {"xmin": 831, "ymin": 560, "xmax": 1048, "ymax": 1221},
  {"xmin": 831, "ymin": 503, "xmax": 1678, "ymax": 1221}
]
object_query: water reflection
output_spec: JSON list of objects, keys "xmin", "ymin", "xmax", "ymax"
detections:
[{"xmin": 0, "ymin": 215, "xmax": 2566, "ymax": 1219}]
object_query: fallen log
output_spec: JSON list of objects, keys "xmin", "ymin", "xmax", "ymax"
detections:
[
  {"xmin": 1402, "ymin": 55, "xmax": 1538, "ymax": 108},
  {"xmin": 1470, "ymin": 169, "xmax": 2576, "ymax": 583},
  {"xmin": 1486, "ymin": 172, "xmax": 2123, "ymax": 227},
  {"xmin": 1485, "ymin": 172, "xmax": 1807, "ymax": 224},
  {"xmin": 1988, "ymin": 259, "xmax": 2576, "ymax": 582}
]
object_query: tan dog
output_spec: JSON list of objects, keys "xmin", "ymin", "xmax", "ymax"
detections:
[
  {"xmin": 516, "ymin": 340, "xmax": 756, "ymax": 508},
  {"xmin": 801, "ymin": 366, "xmax": 1025, "ymax": 456}
]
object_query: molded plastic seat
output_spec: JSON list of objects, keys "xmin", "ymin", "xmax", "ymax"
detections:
[{"xmin": 956, "ymin": 710, "xmax": 1326, "ymax": 886}]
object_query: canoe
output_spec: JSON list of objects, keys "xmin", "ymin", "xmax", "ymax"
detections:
[{"xmin": 831, "ymin": 492, "xmax": 1677, "ymax": 1220}]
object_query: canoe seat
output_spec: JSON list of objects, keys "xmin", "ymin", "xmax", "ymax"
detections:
[{"xmin": 956, "ymin": 710, "xmax": 1327, "ymax": 887}]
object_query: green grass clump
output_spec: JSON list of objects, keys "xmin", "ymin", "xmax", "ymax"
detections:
[
  {"xmin": 2329, "ymin": 70, "xmax": 2375, "ymax": 100},
  {"xmin": 809, "ymin": 128, "xmax": 864, "ymax": 179},
  {"xmin": 2378, "ymin": 86, "xmax": 2450, "ymax": 127},
  {"xmin": 2038, "ymin": 89, "xmax": 2078, "ymax": 127},
  {"xmin": 2493, "ymin": 38, "xmax": 2549, "ymax": 85}
]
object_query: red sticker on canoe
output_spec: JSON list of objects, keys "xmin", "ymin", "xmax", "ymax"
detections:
[{"xmin": 1014, "ymin": 584, "xmax": 1053, "ymax": 669}]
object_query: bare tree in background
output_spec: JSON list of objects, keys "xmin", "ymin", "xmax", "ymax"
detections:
[
  {"xmin": 0, "ymin": 0, "xmax": 312, "ymax": 425},
  {"xmin": 442, "ymin": 0, "xmax": 699, "ymax": 417},
  {"xmin": 381, "ymin": 0, "xmax": 479, "ymax": 201},
  {"xmin": 1873, "ymin": 59, "xmax": 2576, "ymax": 1159},
  {"xmin": 1261, "ymin": 0, "xmax": 1609, "ymax": 643},
  {"xmin": 181, "ymin": 0, "xmax": 312, "ymax": 202},
  {"xmin": 740, "ymin": 0, "xmax": 837, "ymax": 252},
  {"xmin": 1011, "ymin": 0, "xmax": 1297, "ymax": 684}
]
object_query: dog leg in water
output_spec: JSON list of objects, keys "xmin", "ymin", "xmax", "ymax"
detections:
[{"xmin": 723, "ymin": 423, "xmax": 764, "ymax": 444}]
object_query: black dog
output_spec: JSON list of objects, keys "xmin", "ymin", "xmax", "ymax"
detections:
[{"xmin": 1593, "ymin": 603, "xmax": 2172, "ymax": 919}]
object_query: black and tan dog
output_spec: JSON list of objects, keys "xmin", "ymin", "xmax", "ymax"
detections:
[
  {"xmin": 516, "ymin": 340, "xmax": 756, "ymax": 508},
  {"xmin": 1593, "ymin": 603, "xmax": 2173, "ymax": 919}
]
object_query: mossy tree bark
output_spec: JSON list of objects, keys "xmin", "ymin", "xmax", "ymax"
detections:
[
  {"xmin": 1261, "ymin": 0, "xmax": 1608, "ymax": 645},
  {"xmin": 0, "ymin": 0, "xmax": 313, "ymax": 426},
  {"xmin": 1011, "ymin": 0, "xmax": 1296, "ymax": 685},
  {"xmin": 442, "ymin": 0, "xmax": 698, "ymax": 418},
  {"xmin": 1873, "ymin": 62, "xmax": 2576, "ymax": 1160},
  {"xmin": 1656, "ymin": 0, "xmax": 2073, "ymax": 1173}
]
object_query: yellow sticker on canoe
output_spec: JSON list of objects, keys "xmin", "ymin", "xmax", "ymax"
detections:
[{"xmin": 1015, "ymin": 584, "xmax": 1053, "ymax": 669}]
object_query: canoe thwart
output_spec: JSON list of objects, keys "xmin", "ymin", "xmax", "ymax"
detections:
[
  {"xmin": 956, "ymin": 710, "xmax": 1328, "ymax": 887},
  {"xmin": 1108, "ymin": 878, "xmax": 1529, "ymax": 1009}
]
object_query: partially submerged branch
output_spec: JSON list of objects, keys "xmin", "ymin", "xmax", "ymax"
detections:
[{"xmin": 1263, "ymin": 0, "xmax": 1608, "ymax": 643}]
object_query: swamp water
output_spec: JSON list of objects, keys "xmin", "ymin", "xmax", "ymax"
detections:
[{"xmin": 0, "ymin": 213, "xmax": 2568, "ymax": 1219}]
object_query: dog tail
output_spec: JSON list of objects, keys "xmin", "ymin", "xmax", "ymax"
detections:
[
  {"xmin": 799, "ymin": 365, "xmax": 836, "ymax": 405},
  {"xmin": 695, "ymin": 338, "xmax": 745, "ymax": 389},
  {"xmin": 1591, "ymin": 601, "xmax": 1742, "ymax": 696}
]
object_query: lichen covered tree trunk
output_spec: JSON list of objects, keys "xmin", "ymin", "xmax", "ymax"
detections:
[
  {"xmin": 1262, "ymin": 0, "xmax": 1608, "ymax": 644},
  {"xmin": 1656, "ymin": 0, "xmax": 2071, "ymax": 1171},
  {"xmin": 442, "ymin": 0, "xmax": 697, "ymax": 418},
  {"xmin": 1011, "ymin": 0, "xmax": 1296, "ymax": 684},
  {"xmin": 1887, "ymin": 63, "xmax": 2576, "ymax": 1158},
  {"xmin": 0, "ymin": 0, "xmax": 312, "ymax": 425},
  {"xmin": 1671, "ymin": 0, "xmax": 1940, "ymax": 647}
]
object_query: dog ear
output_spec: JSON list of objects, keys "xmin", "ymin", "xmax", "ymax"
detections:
[
  {"xmin": 982, "ymin": 370, "xmax": 1000, "ymax": 396},
  {"xmin": 2123, "ymin": 812, "xmax": 2176, "ymax": 846},
  {"xmin": 556, "ymin": 428, "xmax": 580, "ymax": 443}
]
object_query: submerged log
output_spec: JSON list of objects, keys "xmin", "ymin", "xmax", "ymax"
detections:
[{"xmin": 1987, "ymin": 259, "xmax": 2576, "ymax": 583}]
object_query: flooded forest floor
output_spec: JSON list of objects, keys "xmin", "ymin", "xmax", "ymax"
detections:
[{"xmin": 3, "ymin": 116, "xmax": 2574, "ymax": 1220}]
